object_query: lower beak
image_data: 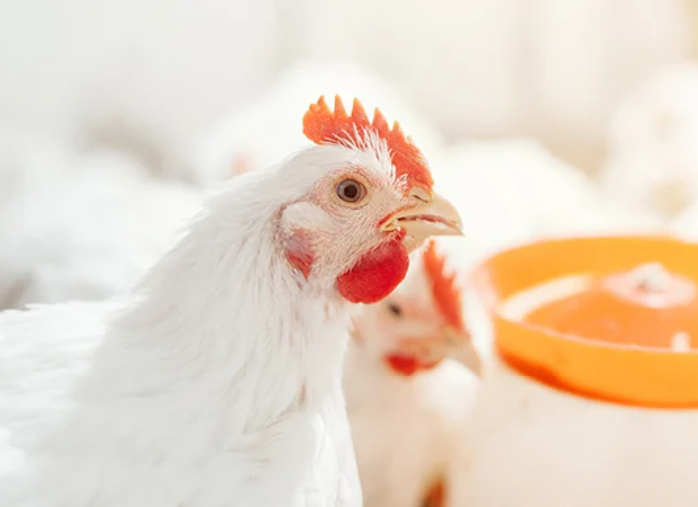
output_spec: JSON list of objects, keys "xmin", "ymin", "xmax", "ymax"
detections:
[
  {"xmin": 382, "ymin": 190, "xmax": 463, "ymax": 242},
  {"xmin": 442, "ymin": 328, "xmax": 483, "ymax": 377}
]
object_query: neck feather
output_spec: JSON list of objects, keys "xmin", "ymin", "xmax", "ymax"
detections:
[{"xmin": 92, "ymin": 170, "xmax": 353, "ymax": 428}]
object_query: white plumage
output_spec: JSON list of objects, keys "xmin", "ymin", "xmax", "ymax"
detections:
[
  {"xmin": 601, "ymin": 63, "xmax": 698, "ymax": 219},
  {"xmin": 435, "ymin": 139, "xmax": 663, "ymax": 254},
  {"xmin": 671, "ymin": 199, "xmax": 698, "ymax": 239},
  {"xmin": 0, "ymin": 149, "xmax": 204, "ymax": 309},
  {"xmin": 0, "ymin": 174, "xmax": 355, "ymax": 506},
  {"xmin": 345, "ymin": 353, "xmax": 476, "ymax": 507}
]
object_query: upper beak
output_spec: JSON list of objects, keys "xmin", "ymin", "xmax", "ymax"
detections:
[{"xmin": 381, "ymin": 189, "xmax": 464, "ymax": 241}]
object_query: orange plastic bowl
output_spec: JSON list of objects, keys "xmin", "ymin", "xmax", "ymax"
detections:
[{"xmin": 470, "ymin": 235, "xmax": 698, "ymax": 408}]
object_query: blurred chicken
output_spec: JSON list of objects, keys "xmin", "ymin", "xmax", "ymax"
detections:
[
  {"xmin": 601, "ymin": 63, "xmax": 698, "ymax": 220},
  {"xmin": 0, "ymin": 149, "xmax": 204, "ymax": 309},
  {"xmin": 0, "ymin": 132, "xmax": 79, "ymax": 212},
  {"xmin": 412, "ymin": 139, "xmax": 666, "ymax": 506},
  {"xmin": 344, "ymin": 240, "xmax": 481, "ymax": 507},
  {"xmin": 185, "ymin": 60, "xmax": 445, "ymax": 185},
  {"xmin": 671, "ymin": 198, "xmax": 698, "ymax": 239},
  {"xmin": 436, "ymin": 139, "xmax": 664, "ymax": 253}
]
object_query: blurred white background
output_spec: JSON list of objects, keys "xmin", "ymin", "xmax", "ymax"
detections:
[{"xmin": 0, "ymin": 0, "xmax": 693, "ymax": 173}]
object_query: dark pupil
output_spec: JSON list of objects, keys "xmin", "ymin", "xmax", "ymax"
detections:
[
  {"xmin": 341, "ymin": 182, "xmax": 359, "ymax": 201},
  {"xmin": 388, "ymin": 303, "xmax": 402, "ymax": 317}
]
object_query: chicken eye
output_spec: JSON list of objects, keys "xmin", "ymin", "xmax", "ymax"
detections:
[
  {"xmin": 336, "ymin": 179, "xmax": 366, "ymax": 203},
  {"xmin": 387, "ymin": 302, "xmax": 403, "ymax": 318}
]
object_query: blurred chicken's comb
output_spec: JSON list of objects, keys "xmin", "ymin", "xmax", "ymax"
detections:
[
  {"xmin": 303, "ymin": 95, "xmax": 433, "ymax": 191},
  {"xmin": 423, "ymin": 240, "xmax": 465, "ymax": 332}
]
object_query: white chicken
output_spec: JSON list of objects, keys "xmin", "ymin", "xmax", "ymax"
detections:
[
  {"xmin": 435, "ymin": 139, "xmax": 663, "ymax": 253},
  {"xmin": 0, "ymin": 96, "xmax": 463, "ymax": 507},
  {"xmin": 0, "ymin": 149, "xmax": 205, "ymax": 309},
  {"xmin": 185, "ymin": 60, "xmax": 445, "ymax": 186},
  {"xmin": 0, "ymin": 131, "xmax": 80, "ymax": 213},
  {"xmin": 192, "ymin": 100, "xmax": 478, "ymax": 507},
  {"xmin": 600, "ymin": 63, "xmax": 698, "ymax": 220},
  {"xmin": 344, "ymin": 240, "xmax": 481, "ymax": 507},
  {"xmin": 671, "ymin": 199, "xmax": 698, "ymax": 240}
]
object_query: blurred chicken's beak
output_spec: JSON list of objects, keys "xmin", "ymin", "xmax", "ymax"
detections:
[
  {"xmin": 442, "ymin": 327, "xmax": 483, "ymax": 377},
  {"xmin": 382, "ymin": 190, "xmax": 463, "ymax": 242}
]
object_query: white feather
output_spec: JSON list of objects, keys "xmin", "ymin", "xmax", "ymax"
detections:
[
  {"xmin": 601, "ymin": 63, "xmax": 698, "ymax": 219},
  {"xmin": 434, "ymin": 139, "xmax": 664, "ymax": 255},
  {"xmin": 0, "ymin": 149, "xmax": 204, "ymax": 309},
  {"xmin": 671, "ymin": 199, "xmax": 698, "ymax": 239}
]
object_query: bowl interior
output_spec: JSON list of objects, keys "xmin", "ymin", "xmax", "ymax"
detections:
[{"xmin": 470, "ymin": 234, "xmax": 698, "ymax": 408}]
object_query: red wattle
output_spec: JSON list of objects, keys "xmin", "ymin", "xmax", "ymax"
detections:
[
  {"xmin": 384, "ymin": 354, "xmax": 441, "ymax": 377},
  {"xmin": 336, "ymin": 237, "xmax": 409, "ymax": 304},
  {"xmin": 385, "ymin": 355, "xmax": 420, "ymax": 376}
]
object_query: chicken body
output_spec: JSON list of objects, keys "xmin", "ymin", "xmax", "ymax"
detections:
[
  {"xmin": 0, "ymin": 149, "xmax": 204, "ymax": 309},
  {"xmin": 435, "ymin": 139, "xmax": 663, "ymax": 252},
  {"xmin": 0, "ymin": 98, "xmax": 462, "ymax": 507},
  {"xmin": 671, "ymin": 199, "xmax": 698, "ymax": 239},
  {"xmin": 345, "ymin": 352, "xmax": 476, "ymax": 507},
  {"xmin": 0, "ymin": 302, "xmax": 358, "ymax": 507},
  {"xmin": 601, "ymin": 63, "xmax": 698, "ymax": 219},
  {"xmin": 0, "ymin": 171, "xmax": 359, "ymax": 507}
]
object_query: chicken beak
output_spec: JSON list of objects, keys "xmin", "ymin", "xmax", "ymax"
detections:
[
  {"xmin": 381, "ymin": 189, "xmax": 464, "ymax": 241},
  {"xmin": 442, "ymin": 327, "xmax": 483, "ymax": 378}
]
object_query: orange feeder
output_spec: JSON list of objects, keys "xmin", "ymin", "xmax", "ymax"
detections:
[{"xmin": 470, "ymin": 235, "xmax": 698, "ymax": 408}]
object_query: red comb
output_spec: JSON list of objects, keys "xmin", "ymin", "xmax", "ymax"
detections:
[
  {"xmin": 303, "ymin": 95, "xmax": 434, "ymax": 191},
  {"xmin": 423, "ymin": 240, "xmax": 465, "ymax": 332}
]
